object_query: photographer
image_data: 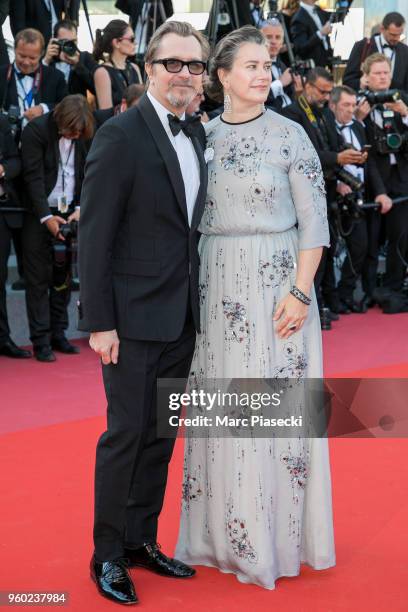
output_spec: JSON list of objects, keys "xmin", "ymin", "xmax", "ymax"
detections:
[
  {"xmin": 329, "ymin": 86, "xmax": 388, "ymax": 313},
  {"xmin": 291, "ymin": 0, "xmax": 333, "ymax": 69},
  {"xmin": 21, "ymin": 94, "xmax": 94, "ymax": 362},
  {"xmin": 360, "ymin": 53, "xmax": 408, "ymax": 295},
  {"xmin": 262, "ymin": 18, "xmax": 303, "ymax": 112},
  {"xmin": 344, "ymin": 12, "xmax": 408, "ymax": 97},
  {"xmin": 43, "ymin": 19, "xmax": 98, "ymax": 98},
  {"xmin": 0, "ymin": 29, "xmax": 67, "ymax": 144},
  {"xmin": 282, "ymin": 68, "xmax": 367, "ymax": 326},
  {"xmin": 0, "ymin": 114, "xmax": 31, "ymax": 359}
]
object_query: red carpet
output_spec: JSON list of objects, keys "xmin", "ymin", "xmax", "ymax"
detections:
[{"xmin": 1, "ymin": 309, "xmax": 407, "ymax": 611}]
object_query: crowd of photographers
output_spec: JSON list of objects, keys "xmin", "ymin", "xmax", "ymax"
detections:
[{"xmin": 0, "ymin": 1, "xmax": 408, "ymax": 362}]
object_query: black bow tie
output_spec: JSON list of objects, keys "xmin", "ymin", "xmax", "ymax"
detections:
[
  {"xmin": 382, "ymin": 43, "xmax": 392, "ymax": 49},
  {"xmin": 338, "ymin": 122, "xmax": 354, "ymax": 130},
  {"xmin": 15, "ymin": 70, "xmax": 36, "ymax": 80},
  {"xmin": 167, "ymin": 113, "xmax": 200, "ymax": 138}
]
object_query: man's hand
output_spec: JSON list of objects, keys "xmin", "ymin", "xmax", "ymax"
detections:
[
  {"xmin": 89, "ymin": 330, "xmax": 120, "ymax": 365},
  {"xmin": 24, "ymin": 105, "xmax": 43, "ymax": 121},
  {"xmin": 375, "ymin": 193, "xmax": 393, "ymax": 214},
  {"xmin": 354, "ymin": 98, "xmax": 371, "ymax": 122},
  {"xmin": 336, "ymin": 182, "xmax": 353, "ymax": 197},
  {"xmin": 320, "ymin": 22, "xmax": 332, "ymax": 37},
  {"xmin": 280, "ymin": 67, "xmax": 293, "ymax": 88},
  {"xmin": 293, "ymin": 73, "xmax": 304, "ymax": 94},
  {"xmin": 68, "ymin": 208, "xmax": 80, "ymax": 223},
  {"xmin": 385, "ymin": 100, "xmax": 408, "ymax": 117},
  {"xmin": 44, "ymin": 39, "xmax": 60, "ymax": 65},
  {"xmin": 60, "ymin": 50, "xmax": 80, "ymax": 66},
  {"xmin": 359, "ymin": 74, "xmax": 369, "ymax": 89},
  {"xmin": 337, "ymin": 149, "xmax": 365, "ymax": 165},
  {"xmin": 45, "ymin": 215, "xmax": 67, "ymax": 238}
]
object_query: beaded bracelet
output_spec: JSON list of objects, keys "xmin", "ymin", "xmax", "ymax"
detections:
[{"xmin": 290, "ymin": 285, "xmax": 311, "ymax": 306}]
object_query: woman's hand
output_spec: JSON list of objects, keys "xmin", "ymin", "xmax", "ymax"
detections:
[{"xmin": 273, "ymin": 293, "xmax": 309, "ymax": 339}]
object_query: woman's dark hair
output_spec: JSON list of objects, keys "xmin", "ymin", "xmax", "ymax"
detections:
[
  {"xmin": 93, "ymin": 19, "xmax": 129, "ymax": 62},
  {"xmin": 54, "ymin": 94, "xmax": 95, "ymax": 140},
  {"xmin": 206, "ymin": 25, "xmax": 267, "ymax": 103}
]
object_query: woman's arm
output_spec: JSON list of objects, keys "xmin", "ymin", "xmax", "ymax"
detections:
[{"xmin": 94, "ymin": 67, "xmax": 113, "ymax": 109}]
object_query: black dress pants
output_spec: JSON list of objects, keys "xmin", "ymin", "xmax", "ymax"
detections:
[
  {"xmin": 383, "ymin": 200, "xmax": 408, "ymax": 291},
  {"xmin": 93, "ymin": 312, "xmax": 196, "ymax": 562},
  {"xmin": 338, "ymin": 209, "xmax": 382, "ymax": 300},
  {"xmin": 0, "ymin": 214, "xmax": 12, "ymax": 343},
  {"xmin": 22, "ymin": 212, "xmax": 71, "ymax": 348}
]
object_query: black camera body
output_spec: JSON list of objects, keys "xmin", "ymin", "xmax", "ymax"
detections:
[
  {"xmin": 334, "ymin": 190, "xmax": 365, "ymax": 218},
  {"xmin": 53, "ymin": 38, "xmax": 78, "ymax": 58},
  {"xmin": 1, "ymin": 105, "xmax": 22, "ymax": 137},
  {"xmin": 59, "ymin": 220, "xmax": 78, "ymax": 240},
  {"xmin": 52, "ymin": 220, "xmax": 78, "ymax": 289}
]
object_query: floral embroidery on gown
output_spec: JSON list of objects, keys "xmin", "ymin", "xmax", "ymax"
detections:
[{"xmin": 175, "ymin": 110, "xmax": 336, "ymax": 589}]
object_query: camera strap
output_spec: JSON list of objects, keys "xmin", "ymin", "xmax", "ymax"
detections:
[{"xmin": 298, "ymin": 94, "xmax": 328, "ymax": 150}]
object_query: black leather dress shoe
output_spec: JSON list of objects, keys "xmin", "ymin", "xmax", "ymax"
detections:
[
  {"xmin": 34, "ymin": 345, "xmax": 56, "ymax": 362},
  {"xmin": 337, "ymin": 299, "xmax": 352, "ymax": 314},
  {"xmin": 124, "ymin": 543, "xmax": 196, "ymax": 578},
  {"xmin": 51, "ymin": 337, "xmax": 80, "ymax": 354},
  {"xmin": 90, "ymin": 557, "xmax": 138, "ymax": 605},
  {"xmin": 0, "ymin": 339, "xmax": 31, "ymax": 359},
  {"xmin": 360, "ymin": 294, "xmax": 375, "ymax": 310},
  {"xmin": 319, "ymin": 307, "xmax": 332, "ymax": 331},
  {"xmin": 328, "ymin": 310, "xmax": 339, "ymax": 321}
]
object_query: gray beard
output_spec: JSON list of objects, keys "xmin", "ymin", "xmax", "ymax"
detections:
[{"xmin": 166, "ymin": 88, "xmax": 196, "ymax": 109}]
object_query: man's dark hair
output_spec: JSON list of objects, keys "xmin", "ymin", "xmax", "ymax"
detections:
[
  {"xmin": 305, "ymin": 67, "xmax": 334, "ymax": 85},
  {"xmin": 53, "ymin": 19, "xmax": 78, "ymax": 38},
  {"xmin": 123, "ymin": 84, "xmax": 145, "ymax": 108},
  {"xmin": 54, "ymin": 94, "xmax": 95, "ymax": 141},
  {"xmin": 382, "ymin": 12, "xmax": 405, "ymax": 29},
  {"xmin": 330, "ymin": 85, "xmax": 356, "ymax": 105}
]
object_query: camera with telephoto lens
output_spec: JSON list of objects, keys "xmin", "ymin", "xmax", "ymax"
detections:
[
  {"xmin": 1, "ymin": 105, "xmax": 22, "ymax": 137},
  {"xmin": 358, "ymin": 89, "xmax": 400, "ymax": 106},
  {"xmin": 334, "ymin": 166, "xmax": 363, "ymax": 192},
  {"xmin": 52, "ymin": 220, "xmax": 78, "ymax": 290},
  {"xmin": 53, "ymin": 38, "xmax": 78, "ymax": 57}
]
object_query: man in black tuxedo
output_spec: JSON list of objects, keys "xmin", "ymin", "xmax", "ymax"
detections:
[
  {"xmin": 43, "ymin": 19, "xmax": 97, "ymax": 97},
  {"xmin": 262, "ymin": 18, "xmax": 303, "ymax": 113},
  {"xmin": 282, "ymin": 68, "xmax": 367, "ymax": 325},
  {"xmin": 0, "ymin": 114, "xmax": 32, "ymax": 359},
  {"xmin": 343, "ymin": 12, "xmax": 408, "ymax": 95},
  {"xmin": 328, "ymin": 85, "xmax": 391, "ymax": 313},
  {"xmin": 10, "ymin": 0, "xmax": 80, "ymax": 47},
  {"xmin": 21, "ymin": 94, "xmax": 94, "ymax": 362},
  {"xmin": 78, "ymin": 21, "xmax": 209, "ymax": 605},
  {"xmin": 360, "ymin": 53, "xmax": 408, "ymax": 294},
  {"xmin": 0, "ymin": 28, "xmax": 67, "ymax": 145},
  {"xmin": 291, "ymin": 0, "xmax": 333, "ymax": 68}
]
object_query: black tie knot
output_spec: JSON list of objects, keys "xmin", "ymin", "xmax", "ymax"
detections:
[
  {"xmin": 16, "ymin": 70, "xmax": 36, "ymax": 80},
  {"xmin": 168, "ymin": 113, "xmax": 201, "ymax": 138}
]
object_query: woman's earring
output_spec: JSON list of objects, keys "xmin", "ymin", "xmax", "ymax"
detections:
[{"xmin": 224, "ymin": 93, "xmax": 232, "ymax": 114}]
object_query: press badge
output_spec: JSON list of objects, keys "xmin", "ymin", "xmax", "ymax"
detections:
[{"xmin": 58, "ymin": 195, "xmax": 69, "ymax": 213}]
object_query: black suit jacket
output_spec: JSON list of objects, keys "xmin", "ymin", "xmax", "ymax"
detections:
[
  {"xmin": 20, "ymin": 110, "xmax": 89, "ymax": 219},
  {"xmin": 265, "ymin": 58, "xmax": 294, "ymax": 113},
  {"xmin": 0, "ymin": 114, "xmax": 23, "ymax": 228},
  {"xmin": 363, "ymin": 112, "xmax": 408, "ymax": 197},
  {"xmin": 291, "ymin": 6, "xmax": 333, "ymax": 68},
  {"xmin": 343, "ymin": 36, "xmax": 408, "ymax": 94},
  {"xmin": 10, "ymin": 0, "xmax": 80, "ymax": 45},
  {"xmin": 78, "ymin": 94, "xmax": 208, "ymax": 340},
  {"xmin": 0, "ymin": 63, "xmax": 68, "ymax": 117},
  {"xmin": 282, "ymin": 100, "xmax": 340, "ymax": 178}
]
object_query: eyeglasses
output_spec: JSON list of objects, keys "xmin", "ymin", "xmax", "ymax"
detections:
[
  {"xmin": 119, "ymin": 36, "xmax": 136, "ymax": 43},
  {"xmin": 311, "ymin": 83, "xmax": 333, "ymax": 96},
  {"xmin": 151, "ymin": 58, "xmax": 207, "ymax": 75}
]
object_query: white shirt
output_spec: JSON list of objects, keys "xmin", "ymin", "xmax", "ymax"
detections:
[
  {"xmin": 147, "ymin": 91, "xmax": 200, "ymax": 227},
  {"xmin": 270, "ymin": 59, "xmax": 292, "ymax": 107},
  {"xmin": 300, "ymin": 1, "xmax": 329, "ymax": 50},
  {"xmin": 335, "ymin": 120, "xmax": 364, "ymax": 182},
  {"xmin": 374, "ymin": 33, "xmax": 396, "ymax": 75},
  {"xmin": 41, "ymin": 137, "xmax": 77, "ymax": 223},
  {"xmin": 14, "ymin": 64, "xmax": 49, "ymax": 128}
]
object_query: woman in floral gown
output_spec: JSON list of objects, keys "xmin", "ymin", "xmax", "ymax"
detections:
[{"xmin": 175, "ymin": 26, "xmax": 336, "ymax": 589}]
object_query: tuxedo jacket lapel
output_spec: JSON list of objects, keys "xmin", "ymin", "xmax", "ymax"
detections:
[
  {"xmin": 190, "ymin": 133, "xmax": 207, "ymax": 232},
  {"xmin": 138, "ymin": 94, "xmax": 189, "ymax": 224}
]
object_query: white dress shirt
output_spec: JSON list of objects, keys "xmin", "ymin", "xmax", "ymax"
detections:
[
  {"xmin": 41, "ymin": 137, "xmax": 77, "ymax": 223},
  {"xmin": 336, "ymin": 120, "xmax": 364, "ymax": 182},
  {"xmin": 147, "ymin": 91, "xmax": 200, "ymax": 227},
  {"xmin": 270, "ymin": 60, "xmax": 292, "ymax": 107},
  {"xmin": 300, "ymin": 1, "xmax": 329, "ymax": 50},
  {"xmin": 374, "ymin": 33, "xmax": 396, "ymax": 75},
  {"xmin": 14, "ymin": 64, "xmax": 49, "ymax": 128}
]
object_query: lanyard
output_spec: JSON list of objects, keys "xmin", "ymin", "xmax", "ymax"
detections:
[
  {"xmin": 59, "ymin": 140, "xmax": 75, "ymax": 195},
  {"xmin": 14, "ymin": 67, "xmax": 41, "ymax": 110}
]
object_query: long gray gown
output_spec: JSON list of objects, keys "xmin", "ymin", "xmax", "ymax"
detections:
[{"xmin": 175, "ymin": 110, "xmax": 336, "ymax": 589}]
